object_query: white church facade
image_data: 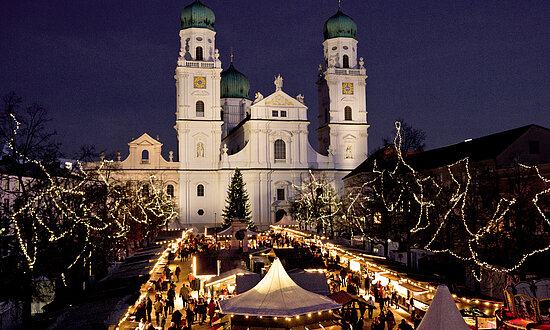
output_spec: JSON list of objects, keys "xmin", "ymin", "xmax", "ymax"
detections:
[{"xmin": 103, "ymin": 0, "xmax": 370, "ymax": 230}]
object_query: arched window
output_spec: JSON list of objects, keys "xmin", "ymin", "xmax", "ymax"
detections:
[
  {"xmin": 166, "ymin": 184, "xmax": 174, "ymax": 197},
  {"xmin": 197, "ymin": 184, "xmax": 204, "ymax": 197},
  {"xmin": 342, "ymin": 54, "xmax": 349, "ymax": 68},
  {"xmin": 196, "ymin": 101, "xmax": 204, "ymax": 117},
  {"xmin": 142, "ymin": 184, "xmax": 149, "ymax": 197},
  {"xmin": 141, "ymin": 150, "xmax": 149, "ymax": 163},
  {"xmin": 196, "ymin": 46, "xmax": 203, "ymax": 60},
  {"xmin": 344, "ymin": 106, "xmax": 352, "ymax": 121},
  {"xmin": 274, "ymin": 139, "xmax": 286, "ymax": 160}
]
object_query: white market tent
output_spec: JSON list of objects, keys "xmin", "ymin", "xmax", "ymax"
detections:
[
  {"xmin": 216, "ymin": 227, "xmax": 257, "ymax": 237},
  {"xmin": 275, "ymin": 214, "xmax": 298, "ymax": 226},
  {"xmin": 417, "ymin": 285, "xmax": 470, "ymax": 330},
  {"xmin": 218, "ymin": 258, "xmax": 341, "ymax": 317}
]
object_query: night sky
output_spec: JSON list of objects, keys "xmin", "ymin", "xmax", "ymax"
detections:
[{"xmin": 1, "ymin": 0, "xmax": 549, "ymax": 159}]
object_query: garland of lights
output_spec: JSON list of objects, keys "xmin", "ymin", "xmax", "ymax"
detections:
[
  {"xmin": 351, "ymin": 122, "xmax": 550, "ymax": 277},
  {"xmin": 4, "ymin": 114, "xmax": 177, "ymax": 273},
  {"xmin": 300, "ymin": 121, "xmax": 550, "ymax": 278}
]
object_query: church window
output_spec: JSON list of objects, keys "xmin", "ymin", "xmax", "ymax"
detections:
[
  {"xmin": 277, "ymin": 188, "xmax": 285, "ymax": 201},
  {"xmin": 220, "ymin": 110, "xmax": 224, "ymax": 120},
  {"xmin": 344, "ymin": 106, "xmax": 352, "ymax": 121},
  {"xmin": 167, "ymin": 184, "xmax": 174, "ymax": 197},
  {"xmin": 280, "ymin": 111, "xmax": 287, "ymax": 117},
  {"xmin": 345, "ymin": 145, "xmax": 354, "ymax": 159},
  {"xmin": 196, "ymin": 142, "xmax": 205, "ymax": 158},
  {"xmin": 196, "ymin": 101, "xmax": 204, "ymax": 117},
  {"xmin": 141, "ymin": 150, "xmax": 149, "ymax": 163},
  {"xmin": 343, "ymin": 55, "xmax": 349, "ymax": 68},
  {"xmin": 3, "ymin": 198, "xmax": 9, "ymax": 213},
  {"xmin": 274, "ymin": 139, "xmax": 286, "ymax": 160},
  {"xmin": 197, "ymin": 184, "xmax": 205, "ymax": 197},
  {"xmin": 272, "ymin": 110, "xmax": 278, "ymax": 117},
  {"xmin": 198, "ymin": 209, "xmax": 204, "ymax": 216},
  {"xmin": 196, "ymin": 46, "xmax": 203, "ymax": 60}
]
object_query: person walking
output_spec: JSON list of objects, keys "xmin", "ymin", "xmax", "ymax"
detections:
[
  {"xmin": 154, "ymin": 299, "xmax": 163, "ymax": 327},
  {"xmin": 145, "ymin": 297, "xmax": 153, "ymax": 323},
  {"xmin": 186, "ymin": 306, "xmax": 195, "ymax": 329},
  {"xmin": 175, "ymin": 266, "xmax": 181, "ymax": 282},
  {"xmin": 207, "ymin": 299, "xmax": 216, "ymax": 324},
  {"xmin": 180, "ymin": 284, "xmax": 190, "ymax": 307},
  {"xmin": 386, "ymin": 309, "xmax": 396, "ymax": 329},
  {"xmin": 367, "ymin": 296, "xmax": 375, "ymax": 319}
]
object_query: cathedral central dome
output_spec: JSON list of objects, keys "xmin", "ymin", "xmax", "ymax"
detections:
[
  {"xmin": 180, "ymin": 0, "xmax": 215, "ymax": 31},
  {"xmin": 323, "ymin": 9, "xmax": 357, "ymax": 40},
  {"xmin": 221, "ymin": 63, "xmax": 250, "ymax": 99}
]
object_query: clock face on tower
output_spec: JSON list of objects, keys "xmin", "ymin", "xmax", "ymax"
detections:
[
  {"xmin": 342, "ymin": 82, "xmax": 354, "ymax": 95},
  {"xmin": 194, "ymin": 76, "xmax": 206, "ymax": 89}
]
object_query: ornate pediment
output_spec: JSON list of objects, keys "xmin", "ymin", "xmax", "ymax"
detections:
[{"xmin": 265, "ymin": 94, "xmax": 295, "ymax": 106}]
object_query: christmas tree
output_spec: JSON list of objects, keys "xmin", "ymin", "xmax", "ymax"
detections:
[{"xmin": 222, "ymin": 168, "xmax": 256, "ymax": 230}]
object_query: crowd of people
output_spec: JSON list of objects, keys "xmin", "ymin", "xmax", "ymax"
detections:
[{"xmin": 130, "ymin": 231, "xmax": 424, "ymax": 330}]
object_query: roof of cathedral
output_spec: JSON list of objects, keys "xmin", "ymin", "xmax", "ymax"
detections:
[
  {"xmin": 180, "ymin": 0, "xmax": 215, "ymax": 31},
  {"xmin": 323, "ymin": 9, "xmax": 357, "ymax": 40},
  {"xmin": 221, "ymin": 63, "xmax": 250, "ymax": 99}
]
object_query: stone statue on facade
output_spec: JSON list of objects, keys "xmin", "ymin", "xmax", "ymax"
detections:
[
  {"xmin": 296, "ymin": 94, "xmax": 304, "ymax": 104},
  {"xmin": 274, "ymin": 74, "xmax": 283, "ymax": 91},
  {"xmin": 254, "ymin": 92, "xmax": 263, "ymax": 103}
]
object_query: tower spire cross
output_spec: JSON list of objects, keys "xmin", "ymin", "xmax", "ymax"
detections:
[
  {"xmin": 230, "ymin": 47, "xmax": 234, "ymax": 64},
  {"xmin": 338, "ymin": 0, "xmax": 341, "ymax": 10}
]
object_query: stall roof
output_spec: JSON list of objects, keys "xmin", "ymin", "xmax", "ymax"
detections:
[
  {"xmin": 204, "ymin": 268, "xmax": 254, "ymax": 287},
  {"xmin": 236, "ymin": 271, "xmax": 330, "ymax": 296},
  {"xmin": 219, "ymin": 258, "xmax": 340, "ymax": 317},
  {"xmin": 401, "ymin": 282, "xmax": 428, "ymax": 293},
  {"xmin": 329, "ymin": 291, "xmax": 369, "ymax": 306},
  {"xmin": 381, "ymin": 273, "xmax": 401, "ymax": 281}
]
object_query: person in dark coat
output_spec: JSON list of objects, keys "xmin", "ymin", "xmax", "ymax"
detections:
[
  {"xmin": 186, "ymin": 306, "xmax": 195, "ymax": 329},
  {"xmin": 145, "ymin": 297, "xmax": 153, "ymax": 323},
  {"xmin": 171, "ymin": 309, "xmax": 183, "ymax": 329}
]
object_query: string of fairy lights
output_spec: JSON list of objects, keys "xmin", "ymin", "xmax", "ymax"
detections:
[
  {"xmin": 293, "ymin": 121, "xmax": 550, "ymax": 278},
  {"xmin": 3, "ymin": 114, "xmax": 178, "ymax": 273}
]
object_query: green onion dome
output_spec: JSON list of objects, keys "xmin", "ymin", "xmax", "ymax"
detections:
[
  {"xmin": 180, "ymin": 0, "xmax": 215, "ymax": 31},
  {"xmin": 323, "ymin": 9, "xmax": 357, "ymax": 40},
  {"xmin": 220, "ymin": 63, "xmax": 250, "ymax": 99}
]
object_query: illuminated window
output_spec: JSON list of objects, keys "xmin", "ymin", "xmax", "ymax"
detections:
[
  {"xmin": 196, "ymin": 101, "xmax": 204, "ymax": 117},
  {"xmin": 274, "ymin": 139, "xmax": 286, "ymax": 160},
  {"xmin": 197, "ymin": 184, "xmax": 204, "ymax": 197},
  {"xmin": 374, "ymin": 212, "xmax": 382, "ymax": 224},
  {"xmin": 344, "ymin": 106, "xmax": 352, "ymax": 120},
  {"xmin": 196, "ymin": 46, "xmax": 203, "ymax": 60}
]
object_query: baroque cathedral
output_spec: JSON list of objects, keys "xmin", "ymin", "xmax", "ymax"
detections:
[{"xmin": 111, "ymin": 0, "xmax": 369, "ymax": 230}]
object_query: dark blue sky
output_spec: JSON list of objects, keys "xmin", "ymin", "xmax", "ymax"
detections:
[{"xmin": 1, "ymin": 0, "xmax": 549, "ymax": 159}]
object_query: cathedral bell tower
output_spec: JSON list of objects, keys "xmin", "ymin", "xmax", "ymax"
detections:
[
  {"xmin": 317, "ymin": 4, "xmax": 369, "ymax": 169},
  {"xmin": 175, "ymin": 0, "xmax": 223, "ymax": 170}
]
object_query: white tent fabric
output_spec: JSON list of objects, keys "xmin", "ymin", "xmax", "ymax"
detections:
[
  {"xmin": 216, "ymin": 227, "xmax": 257, "ymax": 237},
  {"xmin": 218, "ymin": 258, "xmax": 341, "ymax": 317},
  {"xmin": 275, "ymin": 215, "xmax": 298, "ymax": 226},
  {"xmin": 417, "ymin": 285, "xmax": 469, "ymax": 330}
]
